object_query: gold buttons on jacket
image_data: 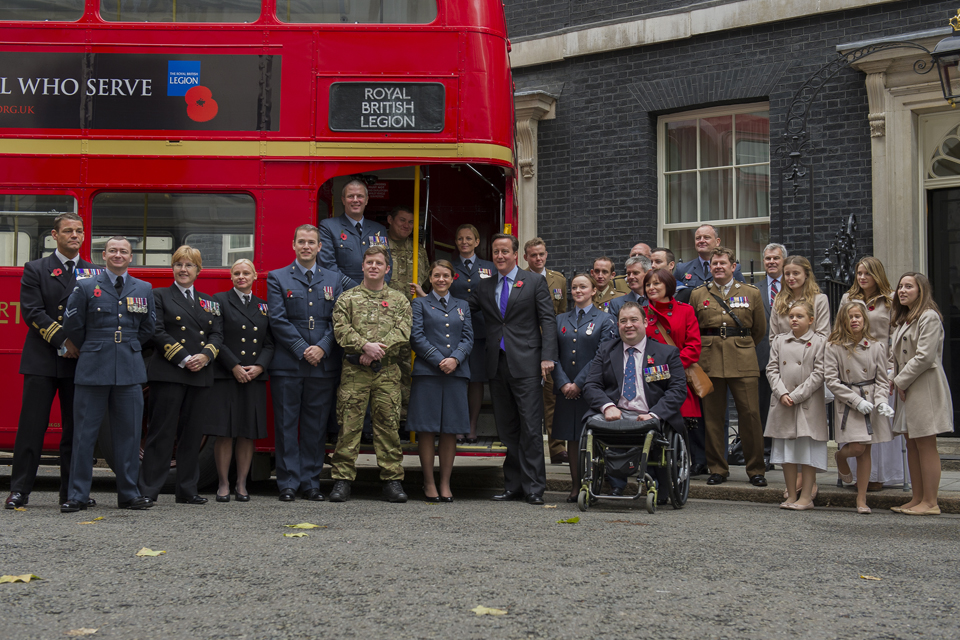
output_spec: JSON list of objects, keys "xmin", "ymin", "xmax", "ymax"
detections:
[
  {"xmin": 573, "ymin": 338, "xmax": 577, "ymax": 343},
  {"xmin": 181, "ymin": 339, "xmax": 186, "ymax": 344},
  {"xmin": 242, "ymin": 325, "xmax": 246, "ymax": 329},
  {"xmin": 241, "ymin": 350, "xmax": 246, "ymax": 355},
  {"xmin": 445, "ymin": 323, "xmax": 449, "ymax": 327},
  {"xmin": 176, "ymin": 316, "xmax": 181, "ymax": 320},
  {"xmin": 241, "ymin": 338, "xmax": 246, "ymax": 343},
  {"xmin": 58, "ymin": 305, "xmax": 63, "ymax": 310},
  {"xmin": 309, "ymin": 302, "xmax": 313, "ymax": 306},
  {"xmin": 253, "ymin": 339, "xmax": 257, "ymax": 343},
  {"xmin": 181, "ymin": 326, "xmax": 186, "ymax": 331},
  {"xmin": 253, "ymin": 327, "xmax": 258, "ymax": 331},
  {"xmin": 58, "ymin": 316, "xmax": 62, "ymax": 321},
  {"xmin": 199, "ymin": 330, "xmax": 204, "ymax": 335},
  {"xmin": 252, "ymin": 351, "xmax": 256, "ymax": 356},
  {"xmin": 200, "ymin": 341, "xmax": 205, "ymax": 346}
]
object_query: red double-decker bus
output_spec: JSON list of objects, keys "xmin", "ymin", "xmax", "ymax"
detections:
[{"xmin": 0, "ymin": 0, "xmax": 515, "ymax": 483}]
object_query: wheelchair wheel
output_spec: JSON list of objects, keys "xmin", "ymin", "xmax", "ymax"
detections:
[
  {"xmin": 577, "ymin": 489, "xmax": 589, "ymax": 512},
  {"xmin": 668, "ymin": 428, "xmax": 690, "ymax": 508},
  {"xmin": 645, "ymin": 490, "xmax": 656, "ymax": 514}
]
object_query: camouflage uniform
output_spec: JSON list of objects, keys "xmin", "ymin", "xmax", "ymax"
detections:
[
  {"xmin": 387, "ymin": 235, "xmax": 428, "ymax": 419},
  {"xmin": 331, "ymin": 284, "xmax": 412, "ymax": 481}
]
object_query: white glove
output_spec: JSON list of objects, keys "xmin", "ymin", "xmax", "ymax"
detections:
[
  {"xmin": 877, "ymin": 402, "xmax": 895, "ymax": 418},
  {"xmin": 856, "ymin": 399, "xmax": 874, "ymax": 415}
]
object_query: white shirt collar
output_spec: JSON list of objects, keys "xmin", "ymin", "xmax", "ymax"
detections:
[
  {"xmin": 234, "ymin": 288, "xmax": 251, "ymax": 301},
  {"xmin": 54, "ymin": 249, "xmax": 78, "ymax": 267},
  {"xmin": 174, "ymin": 282, "xmax": 194, "ymax": 296}
]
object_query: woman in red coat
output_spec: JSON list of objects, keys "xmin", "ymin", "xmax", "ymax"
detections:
[{"xmin": 642, "ymin": 269, "xmax": 705, "ymax": 469}]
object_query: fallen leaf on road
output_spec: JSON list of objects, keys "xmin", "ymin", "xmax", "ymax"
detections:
[
  {"xmin": 0, "ymin": 574, "xmax": 41, "ymax": 583},
  {"xmin": 65, "ymin": 628, "xmax": 99, "ymax": 636},
  {"xmin": 543, "ymin": 505, "xmax": 557, "ymax": 509},
  {"xmin": 283, "ymin": 533, "xmax": 308, "ymax": 538},
  {"xmin": 860, "ymin": 575, "xmax": 881, "ymax": 581},
  {"xmin": 606, "ymin": 520, "xmax": 650, "ymax": 526},
  {"xmin": 13, "ymin": 507, "xmax": 26, "ymax": 512},
  {"xmin": 135, "ymin": 548, "xmax": 165, "ymax": 557},
  {"xmin": 283, "ymin": 523, "xmax": 325, "ymax": 529},
  {"xmin": 471, "ymin": 606, "xmax": 507, "ymax": 616},
  {"xmin": 78, "ymin": 517, "xmax": 105, "ymax": 525},
  {"xmin": 557, "ymin": 516, "xmax": 580, "ymax": 524}
]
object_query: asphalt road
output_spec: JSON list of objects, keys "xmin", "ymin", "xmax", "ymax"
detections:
[{"xmin": 1, "ymin": 479, "xmax": 957, "ymax": 640}]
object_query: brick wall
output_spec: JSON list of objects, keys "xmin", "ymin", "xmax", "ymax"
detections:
[{"xmin": 511, "ymin": 1, "xmax": 958, "ymax": 278}]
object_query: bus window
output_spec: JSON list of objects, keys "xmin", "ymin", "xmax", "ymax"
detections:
[
  {"xmin": 278, "ymin": 0, "xmax": 437, "ymax": 24},
  {"xmin": 99, "ymin": 0, "xmax": 261, "ymax": 23},
  {"xmin": 91, "ymin": 193, "xmax": 255, "ymax": 268},
  {"xmin": 0, "ymin": 0, "xmax": 83, "ymax": 21},
  {"xmin": 0, "ymin": 195, "xmax": 77, "ymax": 266}
]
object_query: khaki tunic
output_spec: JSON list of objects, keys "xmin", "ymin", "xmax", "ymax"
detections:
[
  {"xmin": 543, "ymin": 268, "xmax": 568, "ymax": 316},
  {"xmin": 768, "ymin": 293, "xmax": 830, "ymax": 341},
  {"xmin": 689, "ymin": 280, "xmax": 766, "ymax": 378},
  {"xmin": 891, "ymin": 309, "xmax": 954, "ymax": 437},
  {"xmin": 387, "ymin": 236, "xmax": 429, "ymax": 301},
  {"xmin": 764, "ymin": 331, "xmax": 828, "ymax": 441},
  {"xmin": 824, "ymin": 340, "xmax": 893, "ymax": 445},
  {"xmin": 596, "ymin": 279, "xmax": 630, "ymax": 305}
]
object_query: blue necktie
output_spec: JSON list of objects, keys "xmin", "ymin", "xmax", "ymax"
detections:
[
  {"xmin": 499, "ymin": 275, "xmax": 510, "ymax": 351},
  {"xmin": 624, "ymin": 347, "xmax": 638, "ymax": 401}
]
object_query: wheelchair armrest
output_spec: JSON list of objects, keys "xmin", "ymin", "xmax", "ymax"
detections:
[{"xmin": 585, "ymin": 415, "xmax": 662, "ymax": 435}]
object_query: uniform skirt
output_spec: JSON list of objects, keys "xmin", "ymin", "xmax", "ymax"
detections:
[
  {"xmin": 468, "ymin": 338, "xmax": 489, "ymax": 383},
  {"xmin": 203, "ymin": 378, "xmax": 268, "ymax": 440},
  {"xmin": 552, "ymin": 395, "xmax": 589, "ymax": 442},
  {"xmin": 407, "ymin": 375, "xmax": 469, "ymax": 434}
]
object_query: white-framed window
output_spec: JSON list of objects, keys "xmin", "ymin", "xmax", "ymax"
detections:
[{"xmin": 658, "ymin": 102, "xmax": 770, "ymax": 279}]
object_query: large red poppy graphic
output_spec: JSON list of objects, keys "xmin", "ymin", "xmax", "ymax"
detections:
[{"xmin": 185, "ymin": 85, "xmax": 219, "ymax": 122}]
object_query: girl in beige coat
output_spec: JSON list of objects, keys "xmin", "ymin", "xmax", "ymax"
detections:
[
  {"xmin": 765, "ymin": 301, "xmax": 828, "ymax": 510},
  {"xmin": 825, "ymin": 301, "xmax": 894, "ymax": 514},
  {"xmin": 769, "ymin": 255, "xmax": 830, "ymax": 340},
  {"xmin": 890, "ymin": 273, "xmax": 954, "ymax": 516}
]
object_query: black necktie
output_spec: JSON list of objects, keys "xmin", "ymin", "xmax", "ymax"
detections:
[
  {"xmin": 243, "ymin": 294, "xmax": 250, "ymax": 307},
  {"xmin": 306, "ymin": 270, "xmax": 313, "ymax": 283},
  {"xmin": 440, "ymin": 297, "xmax": 447, "ymax": 309},
  {"xmin": 65, "ymin": 260, "xmax": 74, "ymax": 275},
  {"xmin": 114, "ymin": 277, "xmax": 123, "ymax": 295},
  {"xmin": 577, "ymin": 309, "xmax": 584, "ymax": 325},
  {"xmin": 355, "ymin": 222, "xmax": 362, "ymax": 236},
  {"xmin": 702, "ymin": 261, "xmax": 709, "ymax": 279},
  {"xmin": 185, "ymin": 289, "xmax": 192, "ymax": 304},
  {"xmin": 465, "ymin": 259, "xmax": 472, "ymax": 270}
]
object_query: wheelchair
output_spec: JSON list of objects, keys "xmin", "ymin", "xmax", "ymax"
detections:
[{"xmin": 576, "ymin": 415, "xmax": 690, "ymax": 513}]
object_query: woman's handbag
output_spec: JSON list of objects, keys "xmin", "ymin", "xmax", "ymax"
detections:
[{"xmin": 654, "ymin": 317, "xmax": 714, "ymax": 398}]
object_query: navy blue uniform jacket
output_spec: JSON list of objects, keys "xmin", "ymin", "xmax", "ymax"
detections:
[
  {"xmin": 410, "ymin": 295, "xmax": 473, "ymax": 379},
  {"xmin": 318, "ymin": 214, "xmax": 391, "ymax": 288},
  {"xmin": 552, "ymin": 306, "xmax": 617, "ymax": 392}
]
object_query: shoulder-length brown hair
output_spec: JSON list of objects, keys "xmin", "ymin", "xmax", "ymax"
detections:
[
  {"xmin": 642, "ymin": 268, "xmax": 677, "ymax": 300},
  {"xmin": 892, "ymin": 272, "xmax": 942, "ymax": 326},
  {"xmin": 773, "ymin": 255, "xmax": 820, "ymax": 316},
  {"xmin": 845, "ymin": 256, "xmax": 893, "ymax": 309},
  {"xmin": 828, "ymin": 300, "xmax": 874, "ymax": 351}
]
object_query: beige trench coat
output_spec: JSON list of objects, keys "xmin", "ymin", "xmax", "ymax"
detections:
[
  {"xmin": 892, "ymin": 309, "xmax": 954, "ymax": 438},
  {"xmin": 769, "ymin": 293, "xmax": 830, "ymax": 341},
  {"xmin": 824, "ymin": 340, "xmax": 893, "ymax": 445},
  {"xmin": 764, "ymin": 331, "xmax": 828, "ymax": 441}
]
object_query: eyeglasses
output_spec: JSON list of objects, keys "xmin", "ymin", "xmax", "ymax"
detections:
[{"xmin": 173, "ymin": 262, "xmax": 198, "ymax": 270}]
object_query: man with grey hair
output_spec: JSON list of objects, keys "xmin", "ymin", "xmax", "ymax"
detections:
[
  {"xmin": 606, "ymin": 255, "xmax": 650, "ymax": 317},
  {"xmin": 319, "ymin": 179, "xmax": 392, "ymax": 289},
  {"xmin": 758, "ymin": 242, "xmax": 788, "ymax": 438},
  {"xmin": 612, "ymin": 243, "xmax": 652, "ymax": 292},
  {"xmin": 673, "ymin": 224, "xmax": 743, "ymax": 290}
]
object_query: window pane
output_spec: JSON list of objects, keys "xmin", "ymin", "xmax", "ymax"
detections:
[
  {"xmin": 0, "ymin": 195, "xmax": 76, "ymax": 266},
  {"xmin": 1, "ymin": 0, "xmax": 83, "ymax": 20},
  {"xmin": 666, "ymin": 230, "xmax": 696, "ymax": 265},
  {"xmin": 91, "ymin": 193, "xmax": 255, "ymax": 267},
  {"xmin": 666, "ymin": 173, "xmax": 697, "ymax": 224},
  {"xmin": 278, "ymin": 0, "xmax": 437, "ymax": 23},
  {"xmin": 699, "ymin": 115, "xmax": 732, "ymax": 169},
  {"xmin": 700, "ymin": 169, "xmax": 733, "ymax": 221},
  {"xmin": 737, "ymin": 223, "xmax": 770, "ymax": 280},
  {"xmin": 100, "ymin": 0, "xmax": 261, "ymax": 22},
  {"xmin": 665, "ymin": 120, "xmax": 697, "ymax": 172},
  {"xmin": 736, "ymin": 165, "xmax": 770, "ymax": 219},
  {"xmin": 735, "ymin": 111, "xmax": 770, "ymax": 165}
]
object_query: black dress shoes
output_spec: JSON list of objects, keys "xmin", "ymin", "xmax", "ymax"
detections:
[
  {"xmin": 176, "ymin": 495, "xmax": 208, "ymax": 505},
  {"xmin": 302, "ymin": 488, "xmax": 325, "ymax": 502},
  {"xmin": 60, "ymin": 500, "xmax": 87, "ymax": 513},
  {"xmin": 234, "ymin": 490, "xmax": 250, "ymax": 502},
  {"xmin": 610, "ymin": 486, "xmax": 625, "ymax": 497},
  {"xmin": 118, "ymin": 496, "xmax": 154, "ymax": 510},
  {"xmin": 691, "ymin": 464, "xmax": 710, "ymax": 476},
  {"xmin": 383, "ymin": 481, "xmax": 408, "ymax": 503},
  {"xmin": 216, "ymin": 493, "xmax": 230, "ymax": 503},
  {"xmin": 525, "ymin": 494, "xmax": 545, "ymax": 505},
  {"xmin": 85, "ymin": 498, "xmax": 97, "ymax": 508},
  {"xmin": 5, "ymin": 492, "xmax": 28, "ymax": 509},
  {"xmin": 438, "ymin": 496, "xmax": 453, "ymax": 503},
  {"xmin": 749, "ymin": 475, "xmax": 768, "ymax": 487},
  {"xmin": 278, "ymin": 488, "xmax": 296, "ymax": 502},
  {"xmin": 491, "ymin": 489, "xmax": 524, "ymax": 501},
  {"xmin": 328, "ymin": 480, "xmax": 351, "ymax": 502},
  {"xmin": 706, "ymin": 473, "xmax": 727, "ymax": 485}
]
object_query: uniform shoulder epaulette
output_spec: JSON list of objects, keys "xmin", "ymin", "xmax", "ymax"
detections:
[{"xmin": 734, "ymin": 281, "xmax": 760, "ymax": 292}]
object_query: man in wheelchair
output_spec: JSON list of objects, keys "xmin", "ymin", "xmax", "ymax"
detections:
[{"xmin": 581, "ymin": 301, "xmax": 688, "ymax": 503}]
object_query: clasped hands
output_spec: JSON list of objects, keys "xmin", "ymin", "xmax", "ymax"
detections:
[{"xmin": 602, "ymin": 406, "xmax": 653, "ymax": 422}]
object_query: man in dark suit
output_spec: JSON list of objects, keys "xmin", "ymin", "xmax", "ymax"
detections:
[
  {"xmin": 470, "ymin": 233, "xmax": 557, "ymax": 504},
  {"xmin": 758, "ymin": 243, "xmax": 786, "ymax": 459},
  {"xmin": 318, "ymin": 179, "xmax": 391, "ymax": 289},
  {"xmin": 582, "ymin": 301, "xmax": 687, "ymax": 497},
  {"xmin": 267, "ymin": 224, "xmax": 343, "ymax": 502},
  {"xmin": 606, "ymin": 255, "xmax": 650, "ymax": 318},
  {"xmin": 61, "ymin": 236, "xmax": 156, "ymax": 512},
  {"xmin": 673, "ymin": 224, "xmax": 744, "ymax": 295},
  {"xmin": 5, "ymin": 213, "xmax": 96, "ymax": 509}
]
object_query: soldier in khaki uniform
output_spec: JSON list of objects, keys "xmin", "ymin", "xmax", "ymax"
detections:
[
  {"xmin": 523, "ymin": 238, "xmax": 568, "ymax": 463},
  {"xmin": 689, "ymin": 247, "xmax": 768, "ymax": 487},
  {"xmin": 386, "ymin": 206, "xmax": 429, "ymax": 422},
  {"xmin": 329, "ymin": 245, "xmax": 412, "ymax": 503},
  {"xmin": 591, "ymin": 256, "xmax": 629, "ymax": 307}
]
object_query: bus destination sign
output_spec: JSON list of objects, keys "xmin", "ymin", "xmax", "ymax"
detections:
[
  {"xmin": 0, "ymin": 52, "xmax": 281, "ymax": 132},
  {"xmin": 329, "ymin": 83, "xmax": 444, "ymax": 133}
]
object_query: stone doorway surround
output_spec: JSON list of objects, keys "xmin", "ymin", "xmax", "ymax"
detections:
[
  {"xmin": 842, "ymin": 27, "xmax": 960, "ymax": 279},
  {"xmin": 513, "ymin": 90, "xmax": 556, "ymax": 267}
]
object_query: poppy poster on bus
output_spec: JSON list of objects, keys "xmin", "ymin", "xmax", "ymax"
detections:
[{"xmin": 0, "ymin": 52, "xmax": 281, "ymax": 131}]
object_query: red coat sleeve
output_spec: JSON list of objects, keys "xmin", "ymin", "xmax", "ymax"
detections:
[{"xmin": 676, "ymin": 303, "xmax": 701, "ymax": 369}]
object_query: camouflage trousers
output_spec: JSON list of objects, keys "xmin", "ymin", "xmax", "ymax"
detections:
[
  {"xmin": 398, "ymin": 342, "xmax": 412, "ymax": 420},
  {"xmin": 331, "ymin": 360, "xmax": 404, "ymax": 482}
]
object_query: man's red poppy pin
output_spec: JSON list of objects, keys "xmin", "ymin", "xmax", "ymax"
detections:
[
  {"xmin": 51, "ymin": 268, "xmax": 62, "ymax": 277},
  {"xmin": 340, "ymin": 232, "xmax": 348, "ymax": 241},
  {"xmin": 93, "ymin": 286, "xmax": 101, "ymax": 297},
  {"xmin": 515, "ymin": 280, "xmax": 523, "ymax": 288},
  {"xmin": 382, "ymin": 301, "xmax": 389, "ymax": 307}
]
